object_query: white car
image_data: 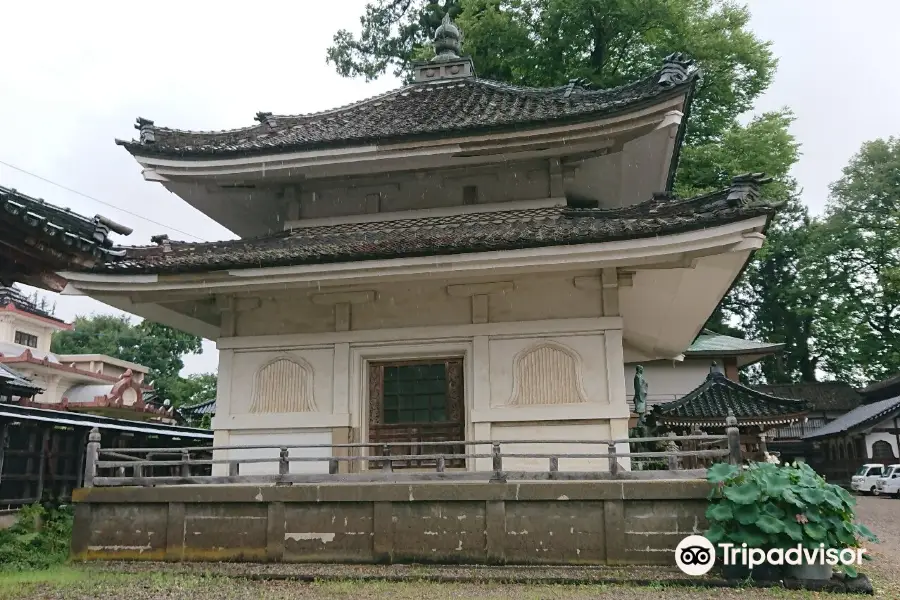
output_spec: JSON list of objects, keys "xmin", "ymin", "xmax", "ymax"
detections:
[
  {"xmin": 873, "ymin": 463, "xmax": 900, "ymax": 496},
  {"xmin": 851, "ymin": 463, "xmax": 885, "ymax": 494},
  {"xmin": 878, "ymin": 470, "xmax": 900, "ymax": 498}
]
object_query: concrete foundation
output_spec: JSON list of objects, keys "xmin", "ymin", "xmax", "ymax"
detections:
[{"xmin": 70, "ymin": 479, "xmax": 710, "ymax": 565}]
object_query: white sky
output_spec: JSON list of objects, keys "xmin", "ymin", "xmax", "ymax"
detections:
[{"xmin": 1, "ymin": 1, "xmax": 899, "ymax": 376}]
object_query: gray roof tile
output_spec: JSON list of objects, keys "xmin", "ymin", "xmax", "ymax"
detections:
[
  {"xmin": 88, "ymin": 180, "xmax": 779, "ymax": 275},
  {"xmin": 803, "ymin": 396, "xmax": 900, "ymax": 440},
  {"xmin": 117, "ymin": 60, "xmax": 698, "ymax": 158}
]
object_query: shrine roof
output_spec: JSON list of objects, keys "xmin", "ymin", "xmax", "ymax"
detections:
[
  {"xmin": 0, "ymin": 362, "xmax": 42, "ymax": 396},
  {"xmin": 116, "ymin": 55, "xmax": 698, "ymax": 159},
  {"xmin": 80, "ymin": 173, "xmax": 780, "ymax": 275},
  {"xmin": 652, "ymin": 370, "xmax": 810, "ymax": 428},
  {"xmin": 0, "ymin": 185, "xmax": 132, "ymax": 289},
  {"xmin": 0, "ymin": 285, "xmax": 68, "ymax": 325},
  {"xmin": 804, "ymin": 396, "xmax": 900, "ymax": 440},
  {"xmin": 686, "ymin": 329, "xmax": 784, "ymax": 356}
]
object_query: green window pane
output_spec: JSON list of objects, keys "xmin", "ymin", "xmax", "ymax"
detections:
[
  {"xmin": 384, "ymin": 367, "xmax": 399, "ymax": 380},
  {"xmin": 414, "ymin": 409, "xmax": 431, "ymax": 422},
  {"xmin": 384, "ymin": 380, "xmax": 398, "ymax": 394},
  {"xmin": 430, "ymin": 394, "xmax": 446, "ymax": 408},
  {"xmin": 431, "ymin": 408, "xmax": 446, "ymax": 422},
  {"xmin": 399, "ymin": 410, "xmax": 414, "ymax": 423},
  {"xmin": 411, "ymin": 395, "xmax": 431, "ymax": 410},
  {"xmin": 383, "ymin": 410, "xmax": 399, "ymax": 424},
  {"xmin": 399, "ymin": 381, "xmax": 416, "ymax": 395},
  {"xmin": 383, "ymin": 396, "xmax": 398, "ymax": 410},
  {"xmin": 399, "ymin": 396, "xmax": 412, "ymax": 410}
]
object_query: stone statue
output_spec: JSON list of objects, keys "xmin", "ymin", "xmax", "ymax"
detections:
[{"xmin": 633, "ymin": 365, "xmax": 648, "ymax": 417}]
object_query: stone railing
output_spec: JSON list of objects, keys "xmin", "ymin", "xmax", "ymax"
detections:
[{"xmin": 81, "ymin": 427, "xmax": 742, "ymax": 487}]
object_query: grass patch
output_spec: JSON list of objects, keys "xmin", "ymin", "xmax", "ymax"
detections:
[{"xmin": 0, "ymin": 503, "xmax": 73, "ymax": 571}]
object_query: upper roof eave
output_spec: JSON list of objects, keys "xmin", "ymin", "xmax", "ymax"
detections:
[{"xmin": 116, "ymin": 64, "xmax": 699, "ymax": 161}]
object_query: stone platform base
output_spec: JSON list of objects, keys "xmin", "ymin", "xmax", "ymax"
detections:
[{"xmin": 71, "ymin": 479, "xmax": 709, "ymax": 565}]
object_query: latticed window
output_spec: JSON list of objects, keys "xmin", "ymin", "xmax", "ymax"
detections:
[
  {"xmin": 14, "ymin": 331, "xmax": 37, "ymax": 348},
  {"xmin": 382, "ymin": 364, "xmax": 448, "ymax": 424},
  {"xmin": 369, "ymin": 359, "xmax": 464, "ymax": 468}
]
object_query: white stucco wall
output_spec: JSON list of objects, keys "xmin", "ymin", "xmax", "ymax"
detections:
[
  {"xmin": 212, "ymin": 271, "xmax": 630, "ymax": 474},
  {"xmin": 623, "ymin": 360, "xmax": 713, "ymax": 408}
]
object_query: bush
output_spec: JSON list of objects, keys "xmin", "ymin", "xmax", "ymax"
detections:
[
  {"xmin": 0, "ymin": 503, "xmax": 73, "ymax": 571},
  {"xmin": 704, "ymin": 461, "xmax": 878, "ymax": 577}
]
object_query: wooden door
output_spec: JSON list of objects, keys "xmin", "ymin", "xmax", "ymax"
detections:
[{"xmin": 368, "ymin": 358, "xmax": 465, "ymax": 469}]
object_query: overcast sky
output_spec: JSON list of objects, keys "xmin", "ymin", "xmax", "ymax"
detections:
[{"xmin": 1, "ymin": 1, "xmax": 898, "ymax": 376}]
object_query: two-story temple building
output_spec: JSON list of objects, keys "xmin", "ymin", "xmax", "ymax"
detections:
[{"xmin": 57, "ymin": 17, "xmax": 782, "ymax": 474}]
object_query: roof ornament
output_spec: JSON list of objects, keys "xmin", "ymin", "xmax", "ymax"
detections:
[
  {"xmin": 414, "ymin": 12, "xmax": 474, "ymax": 82},
  {"xmin": 727, "ymin": 172, "xmax": 773, "ymax": 206},
  {"xmin": 134, "ymin": 117, "xmax": 155, "ymax": 144},
  {"xmin": 255, "ymin": 111, "xmax": 276, "ymax": 127},
  {"xmin": 433, "ymin": 13, "xmax": 462, "ymax": 61},
  {"xmin": 658, "ymin": 53, "xmax": 695, "ymax": 87},
  {"xmin": 709, "ymin": 361, "xmax": 726, "ymax": 377}
]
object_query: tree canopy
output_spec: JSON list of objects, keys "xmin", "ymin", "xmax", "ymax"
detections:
[{"xmin": 50, "ymin": 315, "xmax": 215, "ymax": 407}]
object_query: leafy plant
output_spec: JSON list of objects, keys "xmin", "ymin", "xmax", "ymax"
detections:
[
  {"xmin": 0, "ymin": 503, "xmax": 74, "ymax": 571},
  {"xmin": 704, "ymin": 461, "xmax": 879, "ymax": 578}
]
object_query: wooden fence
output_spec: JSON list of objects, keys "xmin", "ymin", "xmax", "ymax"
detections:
[{"xmin": 81, "ymin": 424, "xmax": 743, "ymax": 487}]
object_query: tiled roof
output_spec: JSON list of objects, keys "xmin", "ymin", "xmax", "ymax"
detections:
[
  {"xmin": 804, "ymin": 396, "xmax": 900, "ymax": 440},
  {"xmin": 0, "ymin": 186, "xmax": 132, "ymax": 288},
  {"xmin": 652, "ymin": 371, "xmax": 810, "ymax": 428},
  {"xmin": 180, "ymin": 397, "xmax": 216, "ymax": 416},
  {"xmin": 686, "ymin": 329, "xmax": 783, "ymax": 356},
  {"xmin": 85, "ymin": 176, "xmax": 780, "ymax": 275},
  {"xmin": 754, "ymin": 382, "xmax": 862, "ymax": 413},
  {"xmin": 116, "ymin": 56, "xmax": 698, "ymax": 158},
  {"xmin": 0, "ymin": 285, "xmax": 67, "ymax": 325},
  {"xmin": 0, "ymin": 185, "xmax": 129, "ymax": 261},
  {"xmin": 0, "ymin": 363, "xmax": 42, "ymax": 396},
  {"xmin": 859, "ymin": 373, "xmax": 900, "ymax": 403}
]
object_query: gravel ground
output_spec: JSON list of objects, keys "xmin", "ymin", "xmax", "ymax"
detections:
[{"xmin": 5, "ymin": 494, "xmax": 897, "ymax": 599}]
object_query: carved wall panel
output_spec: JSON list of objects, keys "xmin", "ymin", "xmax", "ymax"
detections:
[
  {"xmin": 249, "ymin": 356, "xmax": 317, "ymax": 414},
  {"xmin": 507, "ymin": 342, "xmax": 588, "ymax": 406}
]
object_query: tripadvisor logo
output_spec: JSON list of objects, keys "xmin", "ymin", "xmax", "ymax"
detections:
[{"xmin": 674, "ymin": 535, "xmax": 867, "ymax": 576}]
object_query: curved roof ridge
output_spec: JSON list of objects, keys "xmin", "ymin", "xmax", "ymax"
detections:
[{"xmin": 143, "ymin": 84, "xmax": 415, "ymax": 137}]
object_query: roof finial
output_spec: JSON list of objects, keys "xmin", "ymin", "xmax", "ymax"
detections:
[
  {"xmin": 709, "ymin": 361, "xmax": 725, "ymax": 377},
  {"xmin": 658, "ymin": 52, "xmax": 695, "ymax": 87},
  {"xmin": 433, "ymin": 13, "xmax": 462, "ymax": 61},
  {"xmin": 135, "ymin": 117, "xmax": 155, "ymax": 144}
]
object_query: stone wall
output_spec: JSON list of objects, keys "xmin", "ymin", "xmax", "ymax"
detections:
[{"xmin": 71, "ymin": 479, "xmax": 710, "ymax": 565}]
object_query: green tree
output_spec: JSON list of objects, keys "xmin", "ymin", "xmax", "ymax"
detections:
[
  {"xmin": 50, "ymin": 314, "xmax": 205, "ymax": 406},
  {"xmin": 327, "ymin": 0, "xmax": 775, "ymax": 144},
  {"xmin": 815, "ymin": 138, "xmax": 900, "ymax": 383},
  {"xmin": 166, "ymin": 373, "xmax": 218, "ymax": 409},
  {"xmin": 330, "ymin": 0, "xmax": 819, "ymax": 383}
]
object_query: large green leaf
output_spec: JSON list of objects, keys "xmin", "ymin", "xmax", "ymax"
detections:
[
  {"xmin": 781, "ymin": 489, "xmax": 805, "ymax": 507},
  {"xmin": 732, "ymin": 529, "xmax": 768, "ymax": 547},
  {"xmin": 756, "ymin": 515, "xmax": 784, "ymax": 534},
  {"xmin": 782, "ymin": 520, "xmax": 804, "ymax": 542},
  {"xmin": 705, "ymin": 524, "xmax": 726, "ymax": 544},
  {"xmin": 724, "ymin": 481, "xmax": 762, "ymax": 505},
  {"xmin": 855, "ymin": 523, "xmax": 879, "ymax": 543},
  {"xmin": 822, "ymin": 489, "xmax": 844, "ymax": 510},
  {"xmin": 803, "ymin": 523, "xmax": 827, "ymax": 540},
  {"xmin": 707, "ymin": 463, "xmax": 740, "ymax": 484},
  {"xmin": 706, "ymin": 503, "xmax": 733, "ymax": 522},
  {"xmin": 799, "ymin": 487, "xmax": 826, "ymax": 505},
  {"xmin": 843, "ymin": 565, "xmax": 859, "ymax": 579},
  {"xmin": 734, "ymin": 503, "xmax": 761, "ymax": 525},
  {"xmin": 761, "ymin": 502, "xmax": 786, "ymax": 519}
]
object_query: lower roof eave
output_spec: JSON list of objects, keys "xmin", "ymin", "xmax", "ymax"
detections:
[
  {"xmin": 659, "ymin": 414, "xmax": 807, "ymax": 429},
  {"xmin": 59, "ymin": 216, "xmax": 769, "ymax": 295}
]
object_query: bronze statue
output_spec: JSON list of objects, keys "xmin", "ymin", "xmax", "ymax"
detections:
[{"xmin": 633, "ymin": 364, "xmax": 648, "ymax": 416}]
